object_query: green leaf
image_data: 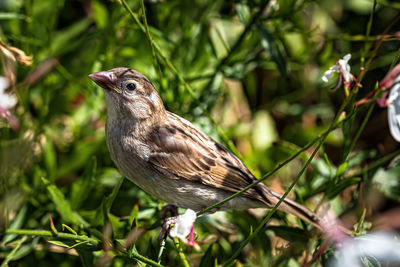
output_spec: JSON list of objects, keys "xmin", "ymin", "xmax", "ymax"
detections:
[
  {"xmin": 49, "ymin": 17, "xmax": 92, "ymax": 55},
  {"xmin": 62, "ymin": 224, "xmax": 78, "ymax": 235},
  {"xmin": 105, "ymin": 176, "xmax": 124, "ymax": 211},
  {"xmin": 108, "ymin": 213, "xmax": 125, "ymax": 239},
  {"xmin": 93, "ymin": 176, "xmax": 124, "ymax": 227},
  {"xmin": 2, "ymin": 205, "xmax": 27, "ymax": 244},
  {"xmin": 70, "ymin": 157, "xmax": 97, "ymax": 210},
  {"xmin": 77, "ymin": 249, "xmax": 94, "ymax": 267},
  {"xmin": 47, "ymin": 240, "xmax": 71, "ymax": 248},
  {"xmin": 235, "ymin": 4, "xmax": 250, "ymax": 24},
  {"xmin": 326, "ymin": 177, "xmax": 361, "ymax": 199},
  {"xmin": 93, "ymin": 200, "xmax": 107, "ymax": 227},
  {"xmin": 266, "ymin": 226, "xmax": 308, "ymax": 243},
  {"xmin": 44, "ymin": 134, "xmax": 57, "ymax": 182},
  {"xmin": 336, "ymin": 161, "xmax": 349, "ymax": 176},
  {"xmin": 199, "ymin": 243, "xmax": 214, "ymax": 267},
  {"xmin": 252, "ymin": 110, "xmax": 278, "ymax": 150},
  {"xmin": 92, "ymin": 1, "xmax": 108, "ymax": 29},
  {"xmin": 0, "ymin": 12, "xmax": 28, "ymax": 20},
  {"xmin": 313, "ymin": 158, "xmax": 336, "ymax": 178},
  {"xmin": 55, "ymin": 140, "xmax": 103, "ymax": 179},
  {"xmin": 42, "ymin": 177, "xmax": 88, "ymax": 226},
  {"xmin": 128, "ymin": 204, "xmax": 139, "ymax": 229},
  {"xmin": 105, "ymin": 177, "xmax": 125, "ymax": 236},
  {"xmin": 0, "ymin": 236, "xmax": 27, "ymax": 267}
]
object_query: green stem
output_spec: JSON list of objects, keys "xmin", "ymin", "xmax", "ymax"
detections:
[
  {"xmin": 344, "ymin": 103, "xmax": 375, "ymax": 161},
  {"xmin": 173, "ymin": 238, "xmax": 191, "ymax": 267},
  {"xmin": 6, "ymin": 229, "xmax": 164, "ymax": 267},
  {"xmin": 118, "ymin": 249, "xmax": 164, "ymax": 267},
  {"xmin": 222, "ymin": 92, "xmax": 355, "ymax": 267},
  {"xmin": 1, "ymin": 236, "xmax": 27, "ymax": 267},
  {"xmin": 361, "ymin": 0, "xmax": 376, "ymax": 68},
  {"xmin": 139, "ymin": 0, "xmax": 159, "ymax": 73},
  {"xmin": 157, "ymin": 237, "xmax": 166, "ymax": 264},
  {"xmin": 5, "ymin": 229, "xmax": 100, "ymax": 246}
]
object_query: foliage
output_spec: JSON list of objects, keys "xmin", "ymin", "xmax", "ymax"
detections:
[{"xmin": 1, "ymin": 0, "xmax": 400, "ymax": 266}]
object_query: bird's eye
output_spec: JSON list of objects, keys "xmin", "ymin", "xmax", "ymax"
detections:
[{"xmin": 126, "ymin": 83, "xmax": 137, "ymax": 91}]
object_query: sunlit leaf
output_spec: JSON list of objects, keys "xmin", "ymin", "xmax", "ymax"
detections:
[
  {"xmin": 92, "ymin": 1, "xmax": 108, "ymax": 29},
  {"xmin": 336, "ymin": 161, "xmax": 349, "ymax": 177},
  {"xmin": 42, "ymin": 177, "xmax": 88, "ymax": 226},
  {"xmin": 70, "ymin": 157, "xmax": 97, "ymax": 210}
]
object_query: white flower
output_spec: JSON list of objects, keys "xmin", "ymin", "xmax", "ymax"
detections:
[
  {"xmin": 322, "ymin": 54, "xmax": 352, "ymax": 83},
  {"xmin": 332, "ymin": 231, "xmax": 400, "ymax": 267},
  {"xmin": 169, "ymin": 209, "xmax": 196, "ymax": 239},
  {"xmin": 0, "ymin": 76, "xmax": 17, "ymax": 109},
  {"xmin": 387, "ymin": 74, "xmax": 400, "ymax": 142}
]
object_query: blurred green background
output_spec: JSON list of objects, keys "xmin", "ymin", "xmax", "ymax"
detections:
[{"xmin": 0, "ymin": 0, "xmax": 399, "ymax": 266}]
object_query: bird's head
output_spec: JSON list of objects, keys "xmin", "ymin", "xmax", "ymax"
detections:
[{"xmin": 89, "ymin": 67, "xmax": 165, "ymax": 120}]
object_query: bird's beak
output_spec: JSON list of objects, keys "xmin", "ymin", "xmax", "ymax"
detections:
[{"xmin": 89, "ymin": 70, "xmax": 121, "ymax": 94}]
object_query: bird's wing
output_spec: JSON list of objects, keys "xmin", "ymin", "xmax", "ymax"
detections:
[{"xmin": 146, "ymin": 112, "xmax": 269, "ymax": 204}]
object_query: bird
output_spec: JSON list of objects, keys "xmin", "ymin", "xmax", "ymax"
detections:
[{"xmin": 89, "ymin": 67, "xmax": 321, "ymax": 230}]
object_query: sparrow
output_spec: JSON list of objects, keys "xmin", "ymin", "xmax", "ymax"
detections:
[{"xmin": 89, "ymin": 67, "xmax": 321, "ymax": 230}]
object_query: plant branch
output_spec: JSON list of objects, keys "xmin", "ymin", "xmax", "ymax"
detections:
[
  {"xmin": 139, "ymin": 0, "xmax": 159, "ymax": 73},
  {"xmin": 1, "ymin": 236, "xmax": 27, "ymax": 267},
  {"xmin": 223, "ymin": 91, "xmax": 356, "ymax": 267},
  {"xmin": 173, "ymin": 238, "xmax": 191, "ymax": 267},
  {"xmin": 116, "ymin": 246, "xmax": 165, "ymax": 267},
  {"xmin": 5, "ymin": 229, "xmax": 100, "ymax": 246}
]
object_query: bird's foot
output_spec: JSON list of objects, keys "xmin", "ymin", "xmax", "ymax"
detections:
[
  {"xmin": 158, "ymin": 205, "xmax": 179, "ymax": 244},
  {"xmin": 161, "ymin": 204, "xmax": 178, "ymax": 220},
  {"xmin": 158, "ymin": 206, "xmax": 199, "ymax": 249}
]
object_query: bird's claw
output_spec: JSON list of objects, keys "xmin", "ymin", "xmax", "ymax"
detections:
[
  {"xmin": 158, "ymin": 205, "xmax": 198, "ymax": 250},
  {"xmin": 158, "ymin": 205, "xmax": 179, "ymax": 244}
]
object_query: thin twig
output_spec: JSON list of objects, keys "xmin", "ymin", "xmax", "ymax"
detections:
[
  {"xmin": 344, "ymin": 102, "xmax": 375, "ymax": 161},
  {"xmin": 173, "ymin": 238, "xmax": 191, "ymax": 267},
  {"xmin": 157, "ymin": 237, "xmax": 166, "ymax": 264},
  {"xmin": 139, "ymin": 0, "xmax": 159, "ymax": 73},
  {"xmin": 5, "ymin": 229, "xmax": 164, "ymax": 267},
  {"xmin": 222, "ymin": 91, "xmax": 356, "ymax": 267},
  {"xmin": 5, "ymin": 229, "xmax": 100, "ymax": 246},
  {"xmin": 1, "ymin": 236, "xmax": 27, "ymax": 267},
  {"xmin": 116, "ymin": 246, "xmax": 164, "ymax": 267},
  {"xmin": 360, "ymin": 0, "xmax": 376, "ymax": 67}
]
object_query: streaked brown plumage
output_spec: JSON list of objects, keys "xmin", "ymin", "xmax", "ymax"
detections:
[{"xmin": 89, "ymin": 67, "xmax": 321, "ymax": 229}]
